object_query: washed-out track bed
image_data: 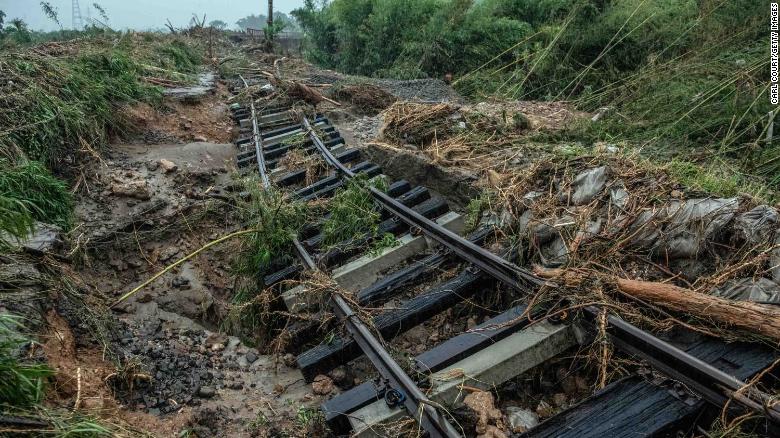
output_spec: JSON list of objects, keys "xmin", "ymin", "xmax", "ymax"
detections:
[{"xmin": 226, "ymin": 75, "xmax": 779, "ymax": 438}]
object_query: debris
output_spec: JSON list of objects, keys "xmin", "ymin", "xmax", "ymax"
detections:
[
  {"xmin": 312, "ymin": 375, "xmax": 334, "ymax": 395},
  {"xmin": 333, "ymin": 83, "xmax": 397, "ymax": 114},
  {"xmin": 535, "ymin": 267, "xmax": 780, "ymax": 342},
  {"xmin": 505, "ymin": 407, "xmax": 539, "ymax": 433},
  {"xmin": 712, "ymin": 278, "xmax": 780, "ymax": 304},
  {"xmin": 734, "ymin": 205, "xmax": 778, "ymax": 245},
  {"xmin": 567, "ymin": 166, "xmax": 608, "ymax": 205}
]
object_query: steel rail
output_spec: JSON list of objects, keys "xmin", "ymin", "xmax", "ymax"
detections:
[
  {"xmin": 239, "ymin": 75, "xmax": 271, "ymax": 189},
  {"xmin": 302, "ymin": 116, "xmax": 780, "ymax": 426},
  {"xmin": 291, "ymin": 240, "xmax": 461, "ymax": 438},
  {"xmin": 240, "ymin": 91, "xmax": 460, "ymax": 436}
]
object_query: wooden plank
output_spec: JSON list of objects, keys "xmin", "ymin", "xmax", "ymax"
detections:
[
  {"xmin": 524, "ymin": 337, "xmax": 776, "ymax": 438},
  {"xmin": 296, "ymin": 267, "xmax": 491, "ymax": 381},
  {"xmin": 323, "ymin": 303, "xmax": 529, "ymax": 433}
]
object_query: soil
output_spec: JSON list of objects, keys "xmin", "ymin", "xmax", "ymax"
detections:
[{"xmin": 1, "ymin": 72, "xmax": 329, "ymax": 437}]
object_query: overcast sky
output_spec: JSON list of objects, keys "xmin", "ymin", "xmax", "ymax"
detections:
[{"xmin": 0, "ymin": 0, "xmax": 306, "ymax": 31}]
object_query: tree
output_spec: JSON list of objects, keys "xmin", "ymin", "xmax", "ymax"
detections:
[
  {"xmin": 209, "ymin": 19, "xmax": 228, "ymax": 30},
  {"xmin": 236, "ymin": 14, "xmax": 267, "ymax": 30},
  {"xmin": 0, "ymin": 10, "xmax": 6, "ymax": 33},
  {"xmin": 40, "ymin": 2, "xmax": 62, "ymax": 29}
]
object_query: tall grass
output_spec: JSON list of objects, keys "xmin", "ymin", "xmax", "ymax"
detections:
[{"xmin": 0, "ymin": 314, "xmax": 53, "ymax": 407}]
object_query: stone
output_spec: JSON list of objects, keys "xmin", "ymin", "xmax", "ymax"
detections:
[
  {"xmin": 197, "ymin": 386, "xmax": 215, "ymax": 398},
  {"xmin": 329, "ymin": 366, "xmax": 348, "ymax": 386},
  {"xmin": 506, "ymin": 407, "xmax": 539, "ymax": 433},
  {"xmin": 159, "ymin": 159, "xmax": 178, "ymax": 173},
  {"xmin": 110, "ymin": 180, "xmax": 151, "ymax": 200},
  {"xmin": 312, "ymin": 375, "xmax": 334, "ymax": 395},
  {"xmin": 245, "ymin": 352, "xmax": 258, "ymax": 364}
]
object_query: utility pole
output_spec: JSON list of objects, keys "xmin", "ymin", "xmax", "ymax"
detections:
[{"xmin": 267, "ymin": 0, "xmax": 274, "ymax": 40}]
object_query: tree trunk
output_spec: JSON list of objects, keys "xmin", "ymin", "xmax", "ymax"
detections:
[{"xmin": 534, "ymin": 267, "xmax": 780, "ymax": 342}]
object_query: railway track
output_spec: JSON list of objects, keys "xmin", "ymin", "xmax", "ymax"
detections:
[{"xmin": 228, "ymin": 75, "xmax": 779, "ymax": 437}]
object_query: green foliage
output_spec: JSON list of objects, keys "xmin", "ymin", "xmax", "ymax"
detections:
[
  {"xmin": 0, "ymin": 35, "xmax": 203, "ymax": 166},
  {"xmin": 233, "ymin": 179, "xmax": 308, "ymax": 279},
  {"xmin": 322, "ymin": 174, "xmax": 388, "ymax": 247},
  {"xmin": 40, "ymin": 2, "xmax": 62, "ymax": 29},
  {"xmin": 209, "ymin": 20, "xmax": 228, "ymax": 30},
  {"xmin": 156, "ymin": 40, "xmax": 201, "ymax": 72},
  {"xmin": 295, "ymin": 0, "xmax": 774, "ymax": 189},
  {"xmin": 0, "ymin": 160, "xmax": 72, "ymax": 245},
  {"xmin": 0, "ymin": 314, "xmax": 53, "ymax": 408}
]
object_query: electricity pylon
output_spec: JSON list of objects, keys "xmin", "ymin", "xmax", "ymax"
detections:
[{"xmin": 72, "ymin": 0, "xmax": 83, "ymax": 30}]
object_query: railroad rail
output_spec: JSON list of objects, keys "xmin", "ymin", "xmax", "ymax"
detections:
[{"xmin": 228, "ymin": 75, "xmax": 779, "ymax": 436}]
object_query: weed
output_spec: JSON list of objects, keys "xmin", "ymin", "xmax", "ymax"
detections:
[
  {"xmin": 0, "ymin": 313, "xmax": 53, "ymax": 407},
  {"xmin": 370, "ymin": 232, "xmax": 400, "ymax": 256},
  {"xmin": 465, "ymin": 192, "xmax": 495, "ymax": 233},
  {"xmin": 295, "ymin": 406, "xmax": 322, "ymax": 428},
  {"xmin": 321, "ymin": 174, "xmax": 388, "ymax": 247}
]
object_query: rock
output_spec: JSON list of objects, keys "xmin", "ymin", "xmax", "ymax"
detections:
[
  {"xmin": 773, "ymin": 235, "xmax": 780, "ymax": 283},
  {"xmin": 159, "ymin": 159, "xmax": 178, "ymax": 173},
  {"xmin": 466, "ymin": 317, "xmax": 478, "ymax": 330},
  {"xmin": 506, "ymin": 407, "xmax": 539, "ymax": 433},
  {"xmin": 146, "ymin": 161, "xmax": 160, "ymax": 171},
  {"xmin": 159, "ymin": 246, "xmax": 180, "ymax": 262},
  {"xmin": 245, "ymin": 351, "xmax": 258, "ymax": 364},
  {"xmin": 172, "ymin": 276, "xmax": 190, "ymax": 289},
  {"xmin": 111, "ymin": 180, "xmax": 151, "ymax": 200},
  {"xmin": 463, "ymin": 391, "xmax": 506, "ymax": 437},
  {"xmin": 312, "ymin": 375, "xmax": 334, "ymax": 395},
  {"xmin": 329, "ymin": 366, "xmax": 349, "ymax": 386},
  {"xmin": 282, "ymin": 353, "xmax": 296, "ymax": 367},
  {"xmin": 211, "ymin": 343, "xmax": 225, "ymax": 352},
  {"xmin": 568, "ymin": 166, "xmax": 608, "ymax": 205},
  {"xmin": 197, "ymin": 386, "xmax": 215, "ymax": 398},
  {"xmin": 193, "ymin": 135, "xmax": 208, "ymax": 142}
]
